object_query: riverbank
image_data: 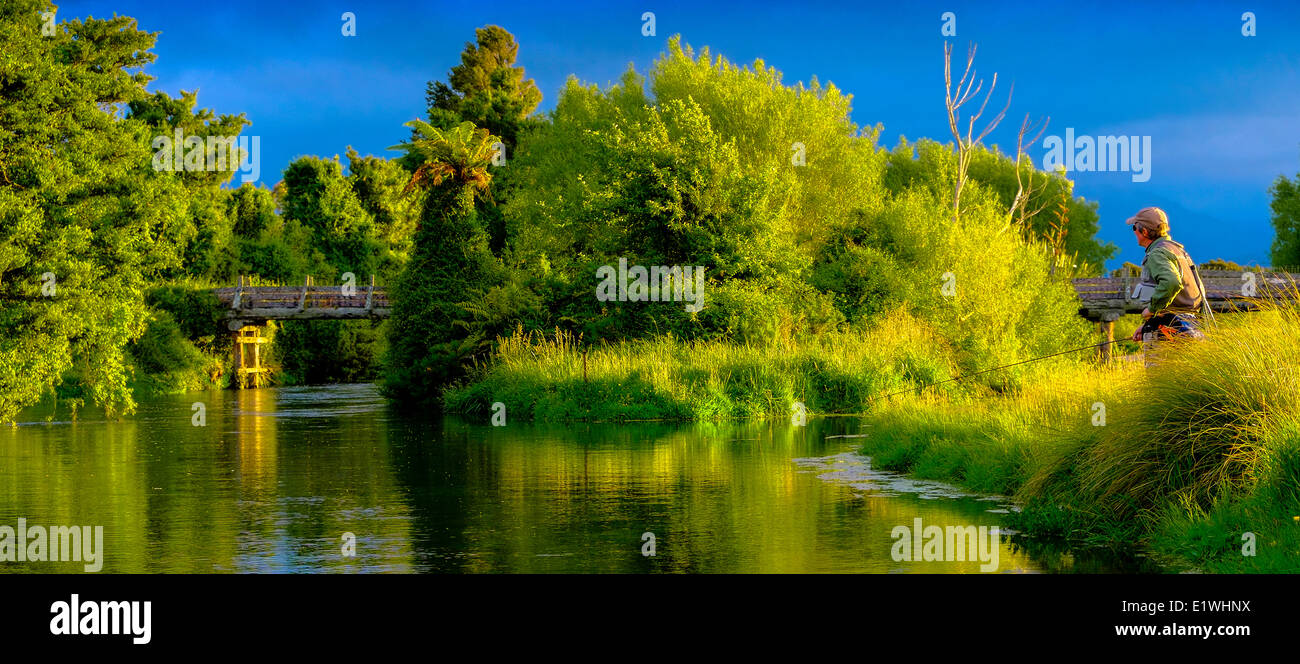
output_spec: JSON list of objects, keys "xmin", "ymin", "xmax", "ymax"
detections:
[
  {"xmin": 445, "ymin": 300, "xmax": 1300, "ymax": 572},
  {"xmin": 443, "ymin": 310, "xmax": 968, "ymax": 421},
  {"xmin": 858, "ymin": 306, "xmax": 1300, "ymax": 573}
]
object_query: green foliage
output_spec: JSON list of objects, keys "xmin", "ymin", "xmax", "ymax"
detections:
[
  {"xmin": 126, "ymin": 89, "xmax": 252, "ymax": 285},
  {"xmin": 346, "ymin": 148, "xmax": 419, "ymax": 272},
  {"xmin": 279, "ymin": 156, "xmax": 386, "ymax": 280},
  {"xmin": 274, "ymin": 320, "xmax": 385, "ymax": 384},
  {"xmin": 1036, "ymin": 302, "xmax": 1300, "ymax": 521},
  {"xmin": 384, "ymin": 121, "xmax": 504, "ymax": 404},
  {"xmin": 228, "ymin": 183, "xmax": 278, "ymax": 239},
  {"xmin": 444, "ymin": 313, "xmax": 962, "ymax": 421},
  {"xmin": 1110, "ymin": 261, "xmax": 1142, "ymax": 277},
  {"xmin": 422, "ymin": 25, "xmax": 542, "ymax": 153},
  {"xmin": 885, "ymin": 138, "xmax": 1115, "ymax": 274},
  {"xmin": 127, "ymin": 310, "xmax": 212, "ymax": 392},
  {"xmin": 144, "ymin": 284, "xmax": 225, "ymax": 347},
  {"xmin": 0, "ymin": 2, "xmax": 194, "ymax": 422},
  {"xmin": 923, "ymin": 295, "xmax": 1300, "ymax": 572},
  {"xmin": 127, "ymin": 89, "xmax": 250, "ymax": 189},
  {"xmin": 816, "ymin": 185, "xmax": 1092, "ymax": 379},
  {"xmin": 503, "ymin": 39, "xmax": 888, "ymax": 346},
  {"xmin": 1199, "ymin": 258, "xmax": 1245, "ymax": 271},
  {"xmin": 493, "ymin": 38, "xmax": 1089, "ymax": 374},
  {"xmin": 648, "ymin": 37, "xmax": 887, "ymax": 253},
  {"xmin": 1269, "ymin": 166, "xmax": 1300, "ymax": 269}
]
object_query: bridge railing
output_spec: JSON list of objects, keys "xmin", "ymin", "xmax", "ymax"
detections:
[
  {"xmin": 215, "ymin": 275, "xmax": 390, "ymax": 327},
  {"xmin": 213, "ymin": 286, "xmax": 391, "ymax": 310},
  {"xmin": 1074, "ymin": 269, "xmax": 1300, "ymax": 321}
]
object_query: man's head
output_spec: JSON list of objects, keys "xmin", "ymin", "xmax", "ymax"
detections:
[{"xmin": 1127, "ymin": 207, "xmax": 1169, "ymax": 247}]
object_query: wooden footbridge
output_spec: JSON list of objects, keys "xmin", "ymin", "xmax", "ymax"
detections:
[
  {"xmin": 214, "ymin": 275, "xmax": 391, "ymax": 331},
  {"xmin": 1073, "ymin": 269, "xmax": 1299, "ymax": 360},
  {"xmin": 213, "ymin": 276, "xmax": 390, "ymax": 387},
  {"xmin": 207, "ymin": 269, "xmax": 1297, "ymax": 385}
]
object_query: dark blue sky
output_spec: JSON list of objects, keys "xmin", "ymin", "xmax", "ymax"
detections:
[{"xmin": 64, "ymin": 0, "xmax": 1300, "ymax": 269}]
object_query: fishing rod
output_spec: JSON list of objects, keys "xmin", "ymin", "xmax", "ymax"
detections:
[{"xmin": 865, "ymin": 338, "xmax": 1124, "ymax": 406}]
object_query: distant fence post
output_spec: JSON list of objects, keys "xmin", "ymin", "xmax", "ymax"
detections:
[{"xmin": 1099, "ymin": 311, "xmax": 1121, "ymax": 364}]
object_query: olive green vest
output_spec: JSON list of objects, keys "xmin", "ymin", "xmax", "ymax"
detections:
[{"xmin": 1138, "ymin": 237, "xmax": 1202, "ymax": 313}]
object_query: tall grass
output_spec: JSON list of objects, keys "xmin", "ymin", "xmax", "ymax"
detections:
[
  {"xmin": 445, "ymin": 282, "xmax": 1300, "ymax": 570},
  {"xmin": 860, "ymin": 291, "xmax": 1300, "ymax": 571},
  {"xmin": 858, "ymin": 360, "xmax": 1139, "ymax": 496},
  {"xmin": 1032, "ymin": 304, "xmax": 1300, "ymax": 518},
  {"xmin": 444, "ymin": 309, "xmax": 965, "ymax": 421}
]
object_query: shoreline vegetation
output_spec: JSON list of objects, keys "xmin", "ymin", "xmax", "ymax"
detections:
[
  {"xmin": 443, "ymin": 299, "xmax": 1300, "ymax": 574},
  {"xmin": 7, "ymin": 8, "xmax": 1300, "ymax": 574}
]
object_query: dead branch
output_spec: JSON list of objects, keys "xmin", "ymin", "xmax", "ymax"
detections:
[{"xmin": 944, "ymin": 42, "xmax": 1013, "ymax": 223}]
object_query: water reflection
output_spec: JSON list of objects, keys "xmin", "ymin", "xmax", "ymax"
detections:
[{"xmin": 0, "ymin": 384, "xmax": 1147, "ymax": 573}]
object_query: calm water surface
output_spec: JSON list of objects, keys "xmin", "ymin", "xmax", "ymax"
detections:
[{"xmin": 0, "ymin": 383, "xmax": 1159, "ymax": 573}]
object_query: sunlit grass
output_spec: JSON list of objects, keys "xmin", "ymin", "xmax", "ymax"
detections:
[
  {"xmin": 859, "ymin": 289, "xmax": 1300, "ymax": 571},
  {"xmin": 444, "ymin": 309, "xmax": 965, "ymax": 421},
  {"xmin": 446, "ymin": 285, "xmax": 1300, "ymax": 570}
]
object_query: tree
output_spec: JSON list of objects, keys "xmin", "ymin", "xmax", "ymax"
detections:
[
  {"xmin": 943, "ymin": 42, "xmax": 1011, "ymax": 223},
  {"xmin": 279, "ymin": 156, "xmax": 384, "ymax": 280},
  {"xmin": 885, "ymin": 139, "xmax": 1115, "ymax": 275},
  {"xmin": 127, "ymin": 90, "xmax": 252, "ymax": 283},
  {"xmin": 0, "ymin": 2, "xmax": 193, "ymax": 422},
  {"xmin": 422, "ymin": 25, "xmax": 542, "ymax": 153},
  {"xmin": 228, "ymin": 183, "xmax": 278, "ymax": 239},
  {"xmin": 346, "ymin": 148, "xmax": 419, "ymax": 276},
  {"xmin": 384, "ymin": 121, "xmax": 503, "ymax": 404},
  {"xmin": 1269, "ymin": 165, "xmax": 1300, "ymax": 270}
]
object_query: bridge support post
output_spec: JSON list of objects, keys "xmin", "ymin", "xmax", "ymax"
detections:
[
  {"xmin": 233, "ymin": 325, "xmax": 268, "ymax": 389},
  {"xmin": 233, "ymin": 330, "xmax": 243, "ymax": 388},
  {"xmin": 1098, "ymin": 311, "xmax": 1122, "ymax": 364}
]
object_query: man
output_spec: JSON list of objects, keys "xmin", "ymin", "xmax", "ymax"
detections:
[{"xmin": 1126, "ymin": 207, "xmax": 1206, "ymax": 343}]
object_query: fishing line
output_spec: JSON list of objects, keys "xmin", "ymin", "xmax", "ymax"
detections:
[{"xmin": 873, "ymin": 337, "xmax": 1128, "ymax": 405}]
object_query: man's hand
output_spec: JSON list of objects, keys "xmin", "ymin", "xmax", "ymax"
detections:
[{"xmin": 1131, "ymin": 326, "xmax": 1143, "ymax": 342}]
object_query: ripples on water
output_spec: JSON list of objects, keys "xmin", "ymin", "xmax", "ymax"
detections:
[{"xmin": 0, "ymin": 383, "xmax": 1157, "ymax": 573}]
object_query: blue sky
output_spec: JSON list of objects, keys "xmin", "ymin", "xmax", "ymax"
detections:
[{"xmin": 63, "ymin": 0, "xmax": 1300, "ymax": 269}]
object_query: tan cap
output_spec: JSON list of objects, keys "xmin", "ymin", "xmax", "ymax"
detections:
[{"xmin": 1126, "ymin": 207, "xmax": 1169, "ymax": 236}]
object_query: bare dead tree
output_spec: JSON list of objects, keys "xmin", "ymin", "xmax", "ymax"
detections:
[
  {"xmin": 1006, "ymin": 112, "xmax": 1051, "ymax": 230},
  {"xmin": 944, "ymin": 42, "xmax": 1012, "ymax": 223}
]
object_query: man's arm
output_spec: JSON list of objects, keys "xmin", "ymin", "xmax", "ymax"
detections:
[{"xmin": 1146, "ymin": 246, "xmax": 1184, "ymax": 314}]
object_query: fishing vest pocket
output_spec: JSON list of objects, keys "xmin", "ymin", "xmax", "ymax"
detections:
[
  {"xmin": 1137, "ymin": 237, "xmax": 1202, "ymax": 312},
  {"xmin": 1130, "ymin": 282, "xmax": 1155, "ymax": 303}
]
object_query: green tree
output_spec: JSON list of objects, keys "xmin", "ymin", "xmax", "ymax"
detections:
[
  {"xmin": 279, "ymin": 156, "xmax": 384, "ymax": 280},
  {"xmin": 1269, "ymin": 166, "xmax": 1300, "ymax": 269},
  {"xmin": 346, "ymin": 148, "xmax": 419, "ymax": 277},
  {"xmin": 384, "ymin": 121, "xmax": 503, "ymax": 404},
  {"xmin": 228, "ymin": 183, "xmax": 278, "ymax": 239},
  {"xmin": 127, "ymin": 90, "xmax": 252, "ymax": 283},
  {"xmin": 884, "ymin": 138, "xmax": 1114, "ymax": 275},
  {"xmin": 423, "ymin": 25, "xmax": 542, "ymax": 153},
  {"xmin": 1200, "ymin": 258, "xmax": 1245, "ymax": 271},
  {"xmin": 227, "ymin": 182, "xmax": 312, "ymax": 283},
  {"xmin": 502, "ymin": 39, "xmax": 886, "ymax": 343},
  {"xmin": 0, "ymin": 3, "xmax": 193, "ymax": 422}
]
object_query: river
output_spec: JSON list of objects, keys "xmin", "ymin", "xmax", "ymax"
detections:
[{"xmin": 0, "ymin": 383, "xmax": 1160, "ymax": 573}]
